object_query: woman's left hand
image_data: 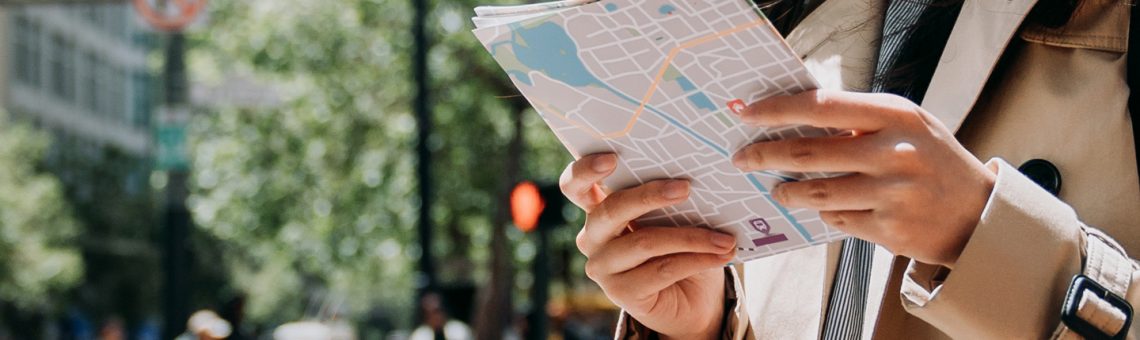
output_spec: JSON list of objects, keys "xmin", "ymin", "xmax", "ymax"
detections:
[{"xmin": 732, "ymin": 89, "xmax": 996, "ymax": 268}]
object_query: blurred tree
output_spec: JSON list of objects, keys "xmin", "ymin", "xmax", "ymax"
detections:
[
  {"xmin": 187, "ymin": 0, "xmax": 580, "ymax": 333},
  {"xmin": 44, "ymin": 129, "xmax": 164, "ymax": 331},
  {"xmin": 0, "ymin": 114, "xmax": 84, "ymax": 330},
  {"xmin": 187, "ymin": 0, "xmax": 423, "ymax": 327}
]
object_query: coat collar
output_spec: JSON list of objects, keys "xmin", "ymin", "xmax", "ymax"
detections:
[
  {"xmin": 786, "ymin": 0, "xmax": 1042, "ymax": 133},
  {"xmin": 921, "ymin": 0, "xmax": 1039, "ymax": 132},
  {"xmin": 1020, "ymin": 0, "xmax": 1130, "ymax": 53}
]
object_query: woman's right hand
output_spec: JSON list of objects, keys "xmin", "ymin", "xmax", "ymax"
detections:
[{"xmin": 560, "ymin": 153, "xmax": 737, "ymax": 340}]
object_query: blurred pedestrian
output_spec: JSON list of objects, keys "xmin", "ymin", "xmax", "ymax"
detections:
[
  {"xmin": 273, "ymin": 320, "xmax": 355, "ymax": 340},
  {"xmin": 97, "ymin": 317, "xmax": 125, "ymax": 340},
  {"xmin": 175, "ymin": 310, "xmax": 232, "ymax": 340},
  {"xmin": 408, "ymin": 292, "xmax": 471, "ymax": 340}
]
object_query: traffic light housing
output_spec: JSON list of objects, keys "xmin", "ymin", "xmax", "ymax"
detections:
[{"xmin": 510, "ymin": 181, "xmax": 567, "ymax": 232}]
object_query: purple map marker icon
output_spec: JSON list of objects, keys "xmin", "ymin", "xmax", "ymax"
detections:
[
  {"xmin": 749, "ymin": 218, "xmax": 788, "ymax": 247},
  {"xmin": 750, "ymin": 218, "xmax": 772, "ymax": 234}
]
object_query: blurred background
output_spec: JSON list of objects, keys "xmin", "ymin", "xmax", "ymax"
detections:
[{"xmin": 0, "ymin": 0, "xmax": 616, "ymax": 339}]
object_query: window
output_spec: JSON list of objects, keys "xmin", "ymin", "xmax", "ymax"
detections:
[
  {"xmin": 132, "ymin": 27, "xmax": 158, "ymax": 50},
  {"xmin": 108, "ymin": 5, "xmax": 128, "ymax": 39},
  {"xmin": 107, "ymin": 66, "xmax": 126, "ymax": 123},
  {"xmin": 82, "ymin": 52, "xmax": 100, "ymax": 113},
  {"xmin": 95, "ymin": 62, "xmax": 113, "ymax": 118},
  {"xmin": 83, "ymin": 4, "xmax": 99, "ymax": 24},
  {"xmin": 49, "ymin": 34, "xmax": 75, "ymax": 103},
  {"xmin": 13, "ymin": 16, "xmax": 42, "ymax": 88},
  {"xmin": 131, "ymin": 73, "xmax": 153, "ymax": 128}
]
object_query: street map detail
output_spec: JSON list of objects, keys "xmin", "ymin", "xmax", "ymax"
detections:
[{"xmin": 473, "ymin": 0, "xmax": 848, "ymax": 261}]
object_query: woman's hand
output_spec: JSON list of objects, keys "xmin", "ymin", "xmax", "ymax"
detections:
[
  {"xmin": 732, "ymin": 90, "xmax": 996, "ymax": 268},
  {"xmin": 561, "ymin": 154, "xmax": 735, "ymax": 340}
]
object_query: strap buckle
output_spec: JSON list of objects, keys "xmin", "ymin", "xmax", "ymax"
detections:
[{"xmin": 1061, "ymin": 274, "xmax": 1133, "ymax": 340}]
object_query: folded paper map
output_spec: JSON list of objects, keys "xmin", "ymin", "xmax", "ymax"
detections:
[{"xmin": 472, "ymin": 0, "xmax": 848, "ymax": 261}]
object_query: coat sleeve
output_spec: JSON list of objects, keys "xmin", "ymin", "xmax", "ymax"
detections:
[
  {"xmin": 614, "ymin": 266, "xmax": 754, "ymax": 340},
  {"xmin": 899, "ymin": 158, "xmax": 1140, "ymax": 338}
]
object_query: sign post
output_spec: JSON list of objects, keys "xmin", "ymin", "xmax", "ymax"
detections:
[{"xmin": 134, "ymin": 0, "xmax": 205, "ymax": 338}]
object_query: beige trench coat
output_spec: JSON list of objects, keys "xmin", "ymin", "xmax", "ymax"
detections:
[{"xmin": 617, "ymin": 0, "xmax": 1140, "ymax": 338}]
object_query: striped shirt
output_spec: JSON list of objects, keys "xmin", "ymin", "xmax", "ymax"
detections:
[{"xmin": 820, "ymin": 0, "xmax": 960, "ymax": 339}]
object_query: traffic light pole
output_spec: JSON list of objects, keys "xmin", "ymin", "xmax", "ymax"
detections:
[
  {"xmin": 527, "ymin": 225, "xmax": 551, "ymax": 340},
  {"xmin": 412, "ymin": 0, "xmax": 437, "ymax": 303}
]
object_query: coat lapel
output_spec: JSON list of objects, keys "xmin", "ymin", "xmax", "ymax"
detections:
[
  {"xmin": 774, "ymin": 0, "xmax": 887, "ymax": 337},
  {"xmin": 921, "ymin": 0, "xmax": 1039, "ymax": 132}
]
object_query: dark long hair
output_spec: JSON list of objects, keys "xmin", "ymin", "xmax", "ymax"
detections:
[{"xmin": 752, "ymin": 0, "xmax": 1080, "ymax": 98}]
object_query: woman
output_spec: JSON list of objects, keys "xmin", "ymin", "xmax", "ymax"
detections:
[{"xmin": 560, "ymin": 0, "xmax": 1140, "ymax": 338}]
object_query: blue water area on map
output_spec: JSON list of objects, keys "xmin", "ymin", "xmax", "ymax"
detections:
[
  {"xmin": 500, "ymin": 23, "xmax": 730, "ymax": 155},
  {"xmin": 605, "ymin": 3, "xmax": 618, "ymax": 12},
  {"xmin": 676, "ymin": 76, "xmax": 696, "ymax": 91},
  {"xmin": 508, "ymin": 22, "xmax": 606, "ymax": 88},
  {"xmin": 688, "ymin": 93, "xmax": 717, "ymax": 111},
  {"xmin": 506, "ymin": 71, "xmax": 533, "ymax": 86},
  {"xmin": 659, "ymin": 4, "xmax": 676, "ymax": 15},
  {"xmin": 675, "ymin": 77, "xmax": 717, "ymax": 111},
  {"xmin": 495, "ymin": 21, "xmax": 815, "ymax": 243}
]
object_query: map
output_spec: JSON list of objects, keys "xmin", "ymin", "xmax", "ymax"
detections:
[{"xmin": 473, "ymin": 0, "xmax": 848, "ymax": 261}]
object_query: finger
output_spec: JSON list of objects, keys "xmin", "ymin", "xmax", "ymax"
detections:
[
  {"xmin": 740, "ymin": 90, "xmax": 911, "ymax": 131},
  {"xmin": 606, "ymin": 252, "xmax": 734, "ymax": 300},
  {"xmin": 559, "ymin": 153, "xmax": 618, "ymax": 212},
  {"xmin": 588, "ymin": 227, "xmax": 736, "ymax": 274},
  {"xmin": 732, "ymin": 135, "xmax": 886, "ymax": 173},
  {"xmin": 772, "ymin": 175, "xmax": 881, "ymax": 211},
  {"xmin": 818, "ymin": 210, "xmax": 876, "ymax": 240},
  {"xmin": 579, "ymin": 180, "xmax": 690, "ymax": 255}
]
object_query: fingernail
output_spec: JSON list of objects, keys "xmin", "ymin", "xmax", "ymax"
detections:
[
  {"xmin": 718, "ymin": 251, "xmax": 735, "ymax": 260},
  {"xmin": 731, "ymin": 151, "xmax": 749, "ymax": 170},
  {"xmin": 711, "ymin": 233, "xmax": 735, "ymax": 248},
  {"xmin": 592, "ymin": 154, "xmax": 617, "ymax": 173},
  {"xmin": 729, "ymin": 101, "xmax": 747, "ymax": 116},
  {"xmin": 771, "ymin": 183, "xmax": 788, "ymax": 205},
  {"xmin": 742, "ymin": 104, "xmax": 756, "ymax": 117},
  {"xmin": 663, "ymin": 180, "xmax": 689, "ymax": 199}
]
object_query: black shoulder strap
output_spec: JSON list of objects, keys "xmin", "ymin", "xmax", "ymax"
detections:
[{"xmin": 1130, "ymin": 3, "xmax": 1140, "ymax": 187}]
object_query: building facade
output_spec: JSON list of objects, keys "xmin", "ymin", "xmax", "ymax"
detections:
[
  {"xmin": 4, "ymin": 3, "xmax": 163, "ymax": 337},
  {"xmin": 8, "ymin": 3, "xmax": 157, "ymax": 155}
]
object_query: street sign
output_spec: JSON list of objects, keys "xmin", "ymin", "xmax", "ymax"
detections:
[
  {"xmin": 133, "ymin": 0, "xmax": 207, "ymax": 32},
  {"xmin": 155, "ymin": 125, "xmax": 186, "ymax": 170},
  {"xmin": 155, "ymin": 106, "xmax": 190, "ymax": 170}
]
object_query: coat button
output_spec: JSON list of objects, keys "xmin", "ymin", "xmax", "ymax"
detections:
[{"xmin": 1018, "ymin": 159, "xmax": 1062, "ymax": 196}]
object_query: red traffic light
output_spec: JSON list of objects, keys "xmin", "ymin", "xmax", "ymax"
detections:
[{"xmin": 510, "ymin": 181, "xmax": 545, "ymax": 233}]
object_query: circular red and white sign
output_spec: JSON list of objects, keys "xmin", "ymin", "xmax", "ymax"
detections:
[{"xmin": 133, "ymin": 0, "xmax": 208, "ymax": 32}]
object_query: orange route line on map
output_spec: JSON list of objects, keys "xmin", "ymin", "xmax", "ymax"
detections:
[{"xmin": 542, "ymin": 18, "xmax": 769, "ymax": 139}]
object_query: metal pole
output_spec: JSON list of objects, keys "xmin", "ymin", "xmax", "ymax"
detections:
[
  {"xmin": 160, "ymin": 32, "xmax": 191, "ymax": 340},
  {"xmin": 527, "ymin": 226, "xmax": 551, "ymax": 340},
  {"xmin": 412, "ymin": 0, "xmax": 437, "ymax": 303}
]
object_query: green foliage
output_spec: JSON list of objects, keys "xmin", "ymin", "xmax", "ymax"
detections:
[
  {"xmin": 188, "ymin": 0, "xmax": 580, "ymax": 329},
  {"xmin": 0, "ymin": 115, "xmax": 83, "ymax": 311},
  {"xmin": 44, "ymin": 132, "xmax": 161, "ymax": 323},
  {"xmin": 188, "ymin": 0, "xmax": 419, "ymax": 326}
]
